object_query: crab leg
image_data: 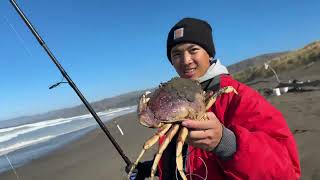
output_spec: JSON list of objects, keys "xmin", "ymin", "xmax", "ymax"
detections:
[
  {"xmin": 127, "ymin": 123, "xmax": 172, "ymax": 179},
  {"xmin": 176, "ymin": 126, "xmax": 188, "ymax": 180},
  {"xmin": 150, "ymin": 124, "xmax": 180, "ymax": 180},
  {"xmin": 174, "ymin": 86, "xmax": 238, "ymax": 179},
  {"xmin": 206, "ymin": 86, "xmax": 238, "ymax": 109}
]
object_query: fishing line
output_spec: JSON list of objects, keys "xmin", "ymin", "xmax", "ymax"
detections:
[
  {"xmin": 3, "ymin": 15, "xmax": 69, "ymax": 90},
  {"xmin": 175, "ymin": 148, "xmax": 208, "ymax": 180},
  {"xmin": 3, "ymin": 14, "xmax": 67, "ymax": 90},
  {"xmin": 4, "ymin": 154, "xmax": 22, "ymax": 180},
  {"xmin": 185, "ymin": 156, "xmax": 208, "ymax": 180},
  {"xmin": 9, "ymin": 0, "xmax": 132, "ymax": 167},
  {"xmin": 2, "ymin": 15, "xmax": 34, "ymax": 58},
  {"xmin": 2, "ymin": 14, "xmax": 30, "ymax": 180}
]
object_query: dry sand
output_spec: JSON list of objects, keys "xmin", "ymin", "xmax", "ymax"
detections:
[{"xmin": 1, "ymin": 61, "xmax": 319, "ymax": 180}]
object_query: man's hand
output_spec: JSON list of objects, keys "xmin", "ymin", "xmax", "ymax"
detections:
[{"xmin": 181, "ymin": 112, "xmax": 223, "ymax": 151}]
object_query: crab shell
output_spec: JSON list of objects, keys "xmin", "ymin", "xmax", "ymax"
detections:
[{"xmin": 138, "ymin": 77, "xmax": 206, "ymax": 128}]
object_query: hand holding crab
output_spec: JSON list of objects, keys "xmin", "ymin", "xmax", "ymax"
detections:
[
  {"xmin": 128, "ymin": 77, "xmax": 237, "ymax": 180},
  {"xmin": 182, "ymin": 111, "xmax": 223, "ymax": 152}
]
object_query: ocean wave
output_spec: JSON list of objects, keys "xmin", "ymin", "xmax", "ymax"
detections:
[
  {"xmin": 0, "ymin": 105, "xmax": 137, "ymax": 144},
  {"xmin": 0, "ymin": 105, "xmax": 137, "ymax": 173},
  {"xmin": 0, "ymin": 135, "xmax": 55, "ymax": 156},
  {"xmin": 0, "ymin": 118, "xmax": 73, "ymax": 143}
]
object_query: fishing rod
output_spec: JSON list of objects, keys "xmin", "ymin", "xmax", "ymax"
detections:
[{"xmin": 9, "ymin": 0, "xmax": 132, "ymax": 166}]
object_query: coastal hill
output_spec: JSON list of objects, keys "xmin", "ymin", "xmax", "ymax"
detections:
[
  {"xmin": 233, "ymin": 41, "xmax": 320, "ymax": 83},
  {"xmin": 227, "ymin": 51, "xmax": 290, "ymax": 74},
  {"xmin": 2, "ymin": 40, "xmax": 319, "ymax": 126}
]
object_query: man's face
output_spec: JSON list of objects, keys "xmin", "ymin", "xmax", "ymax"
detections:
[{"xmin": 170, "ymin": 43, "xmax": 210, "ymax": 80}]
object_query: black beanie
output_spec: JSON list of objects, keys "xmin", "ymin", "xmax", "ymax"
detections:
[{"xmin": 166, "ymin": 17, "xmax": 215, "ymax": 62}]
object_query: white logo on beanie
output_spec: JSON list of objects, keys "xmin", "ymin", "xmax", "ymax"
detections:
[{"xmin": 173, "ymin": 28, "xmax": 184, "ymax": 40}]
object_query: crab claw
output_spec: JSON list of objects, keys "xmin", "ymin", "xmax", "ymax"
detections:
[
  {"xmin": 138, "ymin": 91, "xmax": 160, "ymax": 128},
  {"xmin": 143, "ymin": 91, "xmax": 151, "ymax": 103},
  {"xmin": 223, "ymin": 86, "xmax": 238, "ymax": 94},
  {"xmin": 138, "ymin": 91, "xmax": 151, "ymax": 113},
  {"xmin": 205, "ymin": 86, "xmax": 238, "ymax": 110}
]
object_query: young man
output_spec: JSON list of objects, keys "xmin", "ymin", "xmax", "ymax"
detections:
[{"xmin": 129, "ymin": 17, "xmax": 301, "ymax": 180}]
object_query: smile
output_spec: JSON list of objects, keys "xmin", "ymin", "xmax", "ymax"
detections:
[{"xmin": 183, "ymin": 68, "xmax": 196, "ymax": 77}]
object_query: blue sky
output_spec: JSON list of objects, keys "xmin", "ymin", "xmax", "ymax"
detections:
[{"xmin": 1, "ymin": 0, "xmax": 319, "ymax": 120}]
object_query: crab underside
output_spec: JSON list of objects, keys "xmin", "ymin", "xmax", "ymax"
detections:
[{"xmin": 128, "ymin": 77, "xmax": 237, "ymax": 180}]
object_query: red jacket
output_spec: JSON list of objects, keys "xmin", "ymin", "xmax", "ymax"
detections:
[{"xmin": 158, "ymin": 75, "xmax": 301, "ymax": 180}]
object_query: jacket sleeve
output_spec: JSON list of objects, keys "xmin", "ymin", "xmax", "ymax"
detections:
[{"xmin": 215, "ymin": 83, "xmax": 301, "ymax": 180}]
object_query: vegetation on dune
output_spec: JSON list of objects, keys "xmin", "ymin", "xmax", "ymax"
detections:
[{"xmin": 232, "ymin": 41, "xmax": 320, "ymax": 83}]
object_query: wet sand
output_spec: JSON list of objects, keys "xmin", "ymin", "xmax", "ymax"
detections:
[
  {"xmin": 1, "ymin": 61, "xmax": 319, "ymax": 180},
  {"xmin": 0, "ymin": 113, "xmax": 158, "ymax": 180}
]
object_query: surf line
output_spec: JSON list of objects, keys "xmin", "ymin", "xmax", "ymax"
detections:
[{"xmin": 9, "ymin": 0, "xmax": 132, "ymax": 167}]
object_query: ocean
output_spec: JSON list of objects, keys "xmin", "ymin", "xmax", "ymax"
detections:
[{"xmin": 0, "ymin": 105, "xmax": 137, "ymax": 173}]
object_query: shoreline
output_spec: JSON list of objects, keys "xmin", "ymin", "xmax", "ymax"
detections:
[{"xmin": 0, "ymin": 112, "xmax": 157, "ymax": 180}]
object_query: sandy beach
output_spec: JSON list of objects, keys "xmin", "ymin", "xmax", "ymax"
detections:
[
  {"xmin": 1, "ymin": 61, "xmax": 319, "ymax": 180},
  {"xmin": 0, "ymin": 112, "xmax": 158, "ymax": 180}
]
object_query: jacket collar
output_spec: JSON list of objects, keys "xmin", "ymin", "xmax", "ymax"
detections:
[{"xmin": 197, "ymin": 58, "xmax": 229, "ymax": 83}]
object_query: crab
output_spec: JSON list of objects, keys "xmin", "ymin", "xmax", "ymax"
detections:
[{"xmin": 128, "ymin": 77, "xmax": 237, "ymax": 180}]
